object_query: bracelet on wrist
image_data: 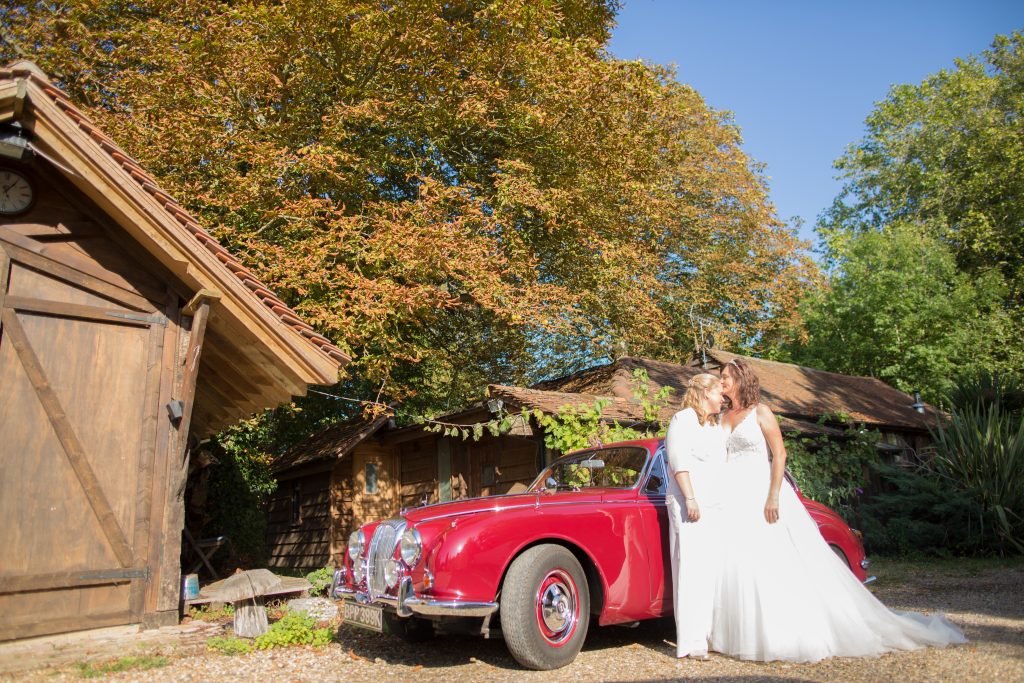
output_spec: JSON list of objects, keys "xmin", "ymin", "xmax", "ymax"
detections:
[{"xmin": 685, "ymin": 497, "xmax": 695, "ymax": 501}]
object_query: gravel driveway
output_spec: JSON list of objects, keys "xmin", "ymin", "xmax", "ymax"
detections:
[{"xmin": 10, "ymin": 559, "xmax": 1024, "ymax": 682}]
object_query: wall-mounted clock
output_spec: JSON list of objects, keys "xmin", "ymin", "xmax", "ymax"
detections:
[{"xmin": 0, "ymin": 168, "xmax": 34, "ymax": 215}]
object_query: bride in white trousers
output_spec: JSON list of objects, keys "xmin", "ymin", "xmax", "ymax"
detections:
[
  {"xmin": 712, "ymin": 357, "xmax": 967, "ymax": 662},
  {"xmin": 664, "ymin": 373, "xmax": 726, "ymax": 659}
]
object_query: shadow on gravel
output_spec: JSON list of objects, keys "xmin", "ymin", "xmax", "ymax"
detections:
[
  {"xmin": 337, "ymin": 625, "xmax": 521, "ymax": 670},
  {"xmin": 605, "ymin": 679, "xmax": 817, "ymax": 683},
  {"xmin": 960, "ymin": 621, "xmax": 1024, "ymax": 652},
  {"xmin": 335, "ymin": 617, "xmax": 680, "ymax": 670}
]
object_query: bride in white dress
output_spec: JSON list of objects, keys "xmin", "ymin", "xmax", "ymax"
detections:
[
  {"xmin": 664, "ymin": 373, "xmax": 726, "ymax": 659},
  {"xmin": 711, "ymin": 357, "xmax": 967, "ymax": 662}
]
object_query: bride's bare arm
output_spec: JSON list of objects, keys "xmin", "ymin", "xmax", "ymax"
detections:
[
  {"xmin": 756, "ymin": 403, "xmax": 788, "ymax": 524},
  {"xmin": 674, "ymin": 471, "xmax": 701, "ymax": 521}
]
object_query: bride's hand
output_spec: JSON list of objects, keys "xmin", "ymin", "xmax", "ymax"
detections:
[
  {"xmin": 764, "ymin": 494, "xmax": 779, "ymax": 524},
  {"xmin": 686, "ymin": 499, "xmax": 700, "ymax": 522}
]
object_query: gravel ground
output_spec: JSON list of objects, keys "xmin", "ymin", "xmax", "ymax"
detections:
[{"xmin": 8, "ymin": 559, "xmax": 1023, "ymax": 682}]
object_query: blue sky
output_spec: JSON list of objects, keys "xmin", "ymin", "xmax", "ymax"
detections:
[{"xmin": 609, "ymin": 1, "xmax": 1024, "ymax": 247}]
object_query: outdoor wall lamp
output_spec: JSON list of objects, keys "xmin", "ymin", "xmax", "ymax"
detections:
[
  {"xmin": 0, "ymin": 125, "xmax": 30, "ymax": 160},
  {"xmin": 910, "ymin": 391, "xmax": 926, "ymax": 414},
  {"xmin": 487, "ymin": 398, "xmax": 504, "ymax": 415}
]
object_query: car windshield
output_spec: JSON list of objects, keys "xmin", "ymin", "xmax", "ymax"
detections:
[{"xmin": 528, "ymin": 446, "xmax": 649, "ymax": 491}]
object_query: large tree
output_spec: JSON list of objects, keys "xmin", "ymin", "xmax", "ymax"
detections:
[
  {"xmin": 820, "ymin": 31, "xmax": 1024, "ymax": 337},
  {"xmin": 781, "ymin": 222, "xmax": 1014, "ymax": 403},
  {"xmin": 783, "ymin": 31, "xmax": 1024, "ymax": 399},
  {"xmin": 2, "ymin": 0, "xmax": 812, "ymax": 415}
]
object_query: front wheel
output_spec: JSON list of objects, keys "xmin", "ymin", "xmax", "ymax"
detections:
[{"xmin": 500, "ymin": 544, "xmax": 590, "ymax": 670}]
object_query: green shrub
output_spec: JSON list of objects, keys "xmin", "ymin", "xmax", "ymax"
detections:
[
  {"xmin": 929, "ymin": 402, "xmax": 1024, "ymax": 554},
  {"xmin": 783, "ymin": 418, "xmax": 879, "ymax": 513},
  {"xmin": 207, "ymin": 635, "xmax": 254, "ymax": 656},
  {"xmin": 188, "ymin": 603, "xmax": 234, "ymax": 622},
  {"xmin": 858, "ymin": 463, "xmax": 985, "ymax": 557},
  {"xmin": 254, "ymin": 610, "xmax": 333, "ymax": 649},
  {"xmin": 945, "ymin": 369, "xmax": 1024, "ymax": 414},
  {"xmin": 305, "ymin": 566, "xmax": 333, "ymax": 597}
]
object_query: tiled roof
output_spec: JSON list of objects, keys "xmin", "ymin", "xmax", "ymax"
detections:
[
  {"xmin": 490, "ymin": 384, "xmax": 843, "ymax": 437},
  {"xmin": 272, "ymin": 415, "xmax": 390, "ymax": 473},
  {"xmin": 2, "ymin": 63, "xmax": 349, "ymax": 365},
  {"xmin": 533, "ymin": 353, "xmax": 937, "ymax": 432}
]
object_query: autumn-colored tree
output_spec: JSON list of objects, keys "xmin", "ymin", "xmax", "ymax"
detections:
[{"xmin": 2, "ymin": 0, "xmax": 813, "ymax": 417}]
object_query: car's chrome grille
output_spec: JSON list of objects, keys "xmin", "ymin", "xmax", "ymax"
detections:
[{"xmin": 367, "ymin": 518, "xmax": 405, "ymax": 597}]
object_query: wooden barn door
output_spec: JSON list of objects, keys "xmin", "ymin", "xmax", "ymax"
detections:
[{"xmin": 0, "ymin": 230, "xmax": 167, "ymax": 640}]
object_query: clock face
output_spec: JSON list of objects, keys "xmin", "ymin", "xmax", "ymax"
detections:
[{"xmin": 0, "ymin": 169, "xmax": 33, "ymax": 215}]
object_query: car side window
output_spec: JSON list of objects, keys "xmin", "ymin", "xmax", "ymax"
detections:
[{"xmin": 644, "ymin": 447, "xmax": 667, "ymax": 495}]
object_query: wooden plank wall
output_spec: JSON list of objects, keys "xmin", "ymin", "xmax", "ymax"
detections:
[
  {"xmin": 329, "ymin": 457, "xmax": 354, "ymax": 567},
  {"xmin": 397, "ymin": 437, "xmax": 436, "ymax": 510},
  {"xmin": 265, "ymin": 471, "xmax": 333, "ymax": 571}
]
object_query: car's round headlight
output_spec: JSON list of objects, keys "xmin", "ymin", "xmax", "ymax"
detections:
[
  {"xmin": 353, "ymin": 559, "xmax": 365, "ymax": 584},
  {"xmin": 384, "ymin": 559, "xmax": 401, "ymax": 589},
  {"xmin": 400, "ymin": 527, "xmax": 422, "ymax": 566},
  {"xmin": 347, "ymin": 530, "xmax": 365, "ymax": 562}
]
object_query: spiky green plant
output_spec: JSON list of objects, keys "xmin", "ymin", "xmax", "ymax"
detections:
[
  {"xmin": 929, "ymin": 402, "xmax": 1024, "ymax": 554},
  {"xmin": 945, "ymin": 370, "xmax": 1024, "ymax": 414}
]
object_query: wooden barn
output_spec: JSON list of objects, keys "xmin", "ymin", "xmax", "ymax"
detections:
[
  {"xmin": 0, "ymin": 63, "xmax": 348, "ymax": 640},
  {"xmin": 267, "ymin": 352, "xmax": 938, "ymax": 571}
]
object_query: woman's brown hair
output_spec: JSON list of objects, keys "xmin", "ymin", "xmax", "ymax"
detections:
[
  {"xmin": 724, "ymin": 358, "xmax": 760, "ymax": 410},
  {"xmin": 682, "ymin": 373, "xmax": 721, "ymax": 426}
]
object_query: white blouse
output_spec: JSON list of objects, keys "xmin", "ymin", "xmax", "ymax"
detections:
[{"xmin": 665, "ymin": 407, "xmax": 727, "ymax": 509}]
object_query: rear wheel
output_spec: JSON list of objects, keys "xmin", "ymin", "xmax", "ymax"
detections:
[{"xmin": 500, "ymin": 544, "xmax": 590, "ymax": 670}]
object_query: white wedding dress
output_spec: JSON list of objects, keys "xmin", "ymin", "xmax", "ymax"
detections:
[
  {"xmin": 711, "ymin": 408, "xmax": 967, "ymax": 662},
  {"xmin": 665, "ymin": 408, "xmax": 727, "ymax": 657}
]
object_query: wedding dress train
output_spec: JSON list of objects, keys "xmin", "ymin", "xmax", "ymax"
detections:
[{"xmin": 711, "ymin": 409, "xmax": 967, "ymax": 662}]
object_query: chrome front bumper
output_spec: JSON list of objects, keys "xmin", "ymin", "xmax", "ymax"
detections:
[{"xmin": 332, "ymin": 571, "xmax": 498, "ymax": 619}]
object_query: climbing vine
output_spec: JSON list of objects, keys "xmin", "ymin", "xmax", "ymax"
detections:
[
  {"xmin": 782, "ymin": 414, "xmax": 880, "ymax": 513},
  {"xmin": 537, "ymin": 369, "xmax": 675, "ymax": 454}
]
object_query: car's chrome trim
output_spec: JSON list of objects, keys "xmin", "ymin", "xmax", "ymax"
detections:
[
  {"xmin": 352, "ymin": 577, "xmax": 498, "ymax": 618},
  {"xmin": 415, "ymin": 502, "xmax": 537, "ymax": 523}
]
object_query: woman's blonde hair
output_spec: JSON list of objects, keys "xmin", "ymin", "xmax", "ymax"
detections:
[{"xmin": 682, "ymin": 373, "xmax": 721, "ymax": 426}]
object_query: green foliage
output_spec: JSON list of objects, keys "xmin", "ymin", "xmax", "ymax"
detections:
[
  {"xmin": 538, "ymin": 370, "xmax": 674, "ymax": 454},
  {"xmin": 781, "ymin": 222, "xmax": 1012, "ymax": 403},
  {"xmin": 782, "ymin": 417, "xmax": 880, "ymax": 512},
  {"xmin": 188, "ymin": 603, "xmax": 235, "ymax": 622},
  {"xmin": 631, "ymin": 368, "xmax": 675, "ymax": 425},
  {"xmin": 418, "ymin": 406, "xmax": 536, "ymax": 441},
  {"xmin": 254, "ymin": 610, "xmax": 333, "ymax": 650},
  {"xmin": 945, "ymin": 369, "xmax": 1024, "ymax": 415},
  {"xmin": 814, "ymin": 29, "xmax": 1024, "ymax": 385},
  {"xmin": 206, "ymin": 635, "xmax": 255, "ymax": 656},
  {"xmin": 858, "ymin": 463, "xmax": 985, "ymax": 557},
  {"xmin": 75, "ymin": 655, "xmax": 169, "ymax": 677},
  {"xmin": 304, "ymin": 566, "xmax": 333, "ymax": 598},
  {"xmin": 929, "ymin": 402, "xmax": 1024, "ymax": 554}
]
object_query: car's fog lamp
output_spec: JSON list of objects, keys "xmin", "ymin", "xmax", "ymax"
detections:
[
  {"xmin": 400, "ymin": 527, "xmax": 422, "ymax": 567},
  {"xmin": 384, "ymin": 558, "xmax": 402, "ymax": 589},
  {"xmin": 348, "ymin": 530, "xmax": 365, "ymax": 562}
]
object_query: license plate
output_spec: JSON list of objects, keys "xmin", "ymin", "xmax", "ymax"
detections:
[{"xmin": 342, "ymin": 600, "xmax": 383, "ymax": 632}]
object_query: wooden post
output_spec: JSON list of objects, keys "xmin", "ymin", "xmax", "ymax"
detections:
[{"xmin": 146, "ymin": 292, "xmax": 215, "ymax": 626}]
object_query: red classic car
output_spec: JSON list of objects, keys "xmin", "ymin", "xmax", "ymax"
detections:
[{"xmin": 333, "ymin": 438, "xmax": 870, "ymax": 670}]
